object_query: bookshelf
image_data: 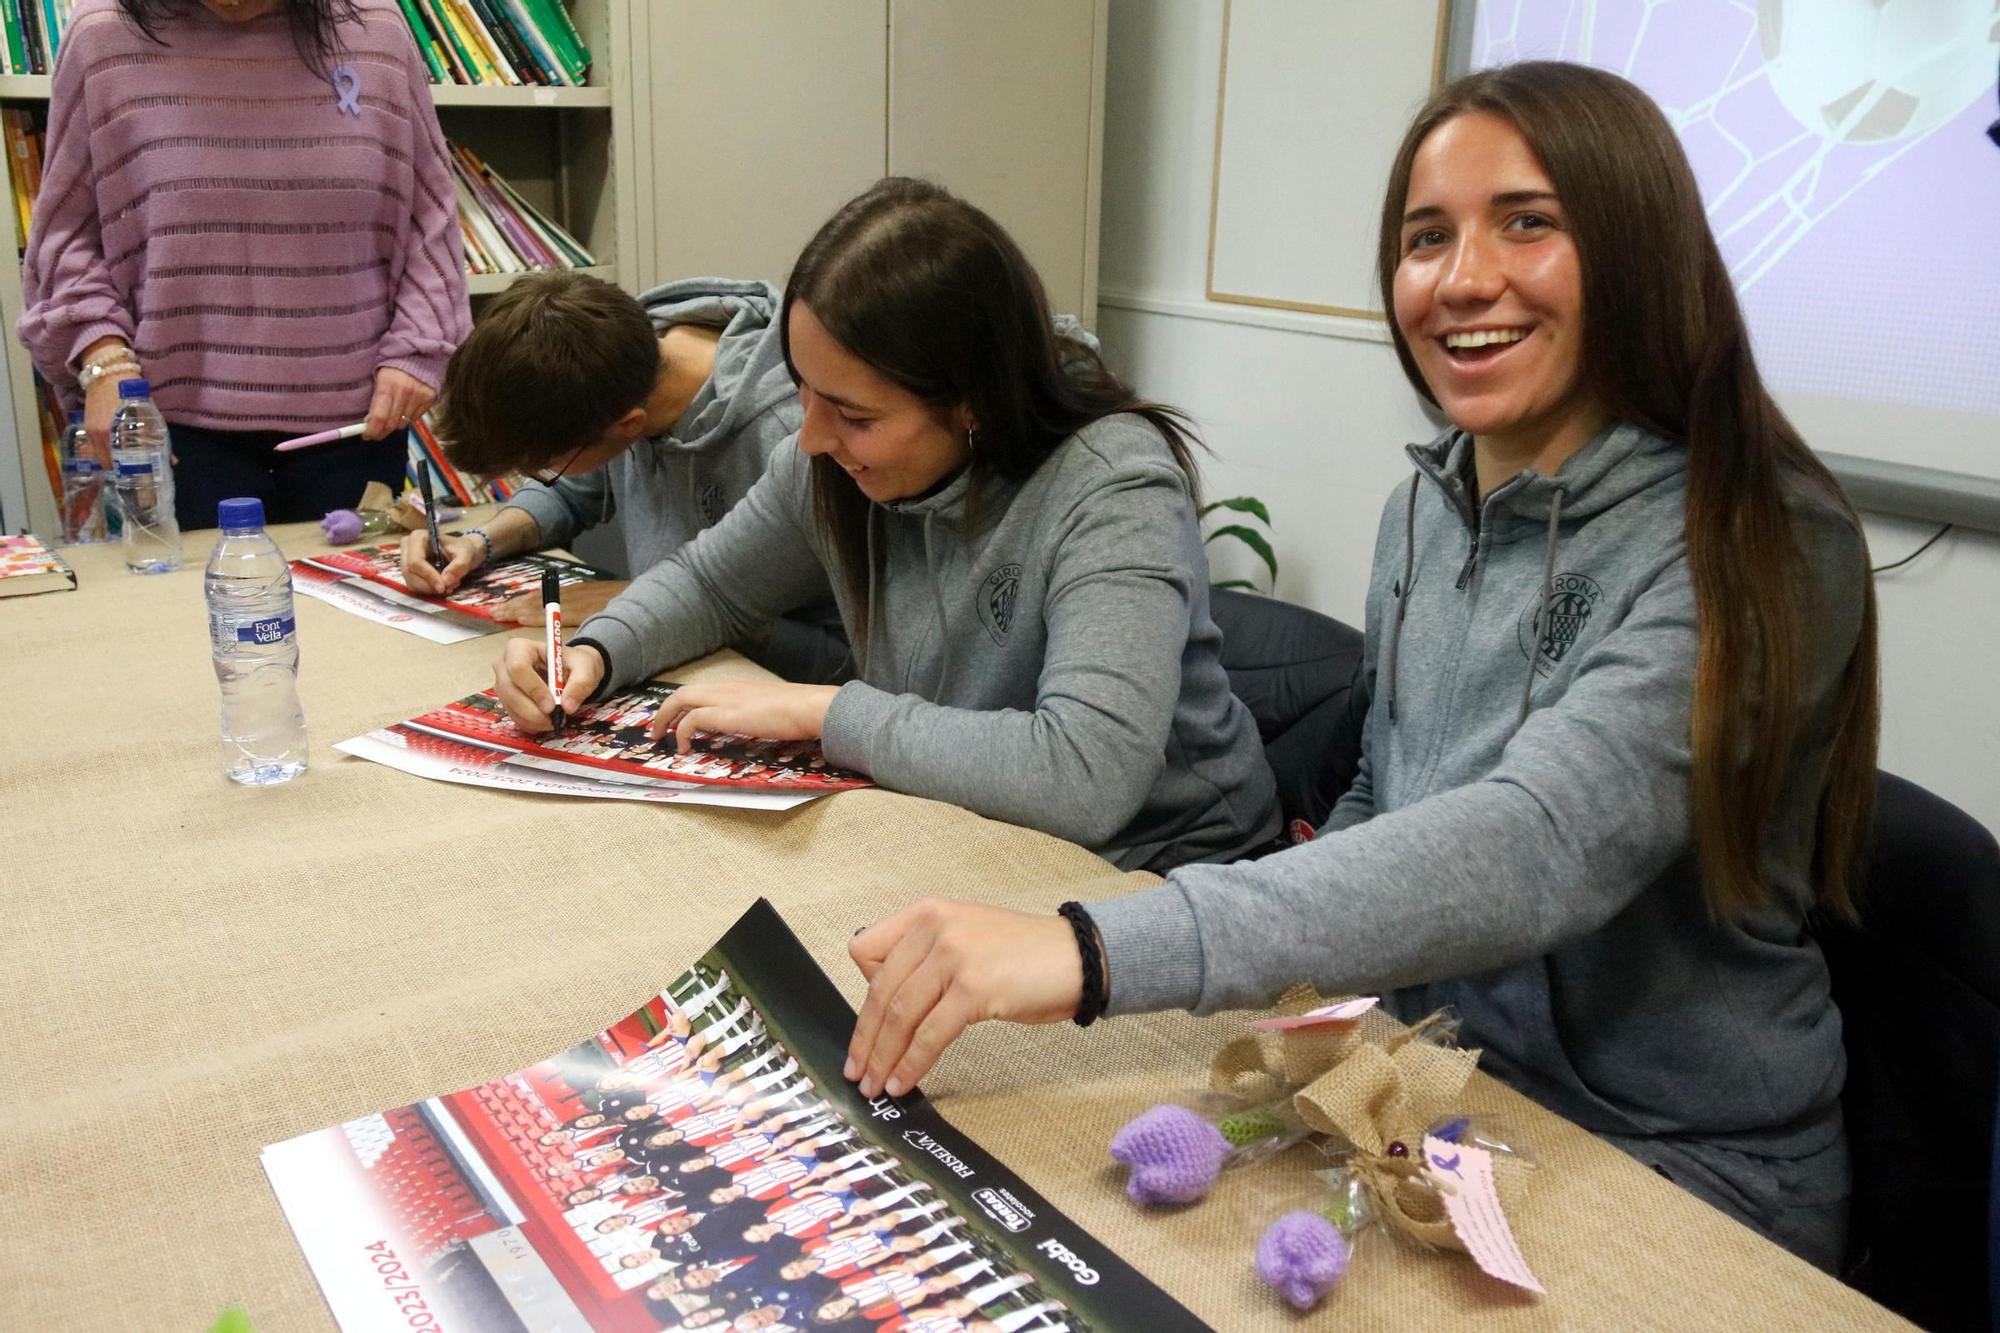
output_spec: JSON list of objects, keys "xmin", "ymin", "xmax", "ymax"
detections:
[
  {"xmin": 0, "ymin": 0, "xmax": 640, "ymax": 536},
  {"xmin": 0, "ymin": 2, "xmax": 1109, "ymax": 536}
]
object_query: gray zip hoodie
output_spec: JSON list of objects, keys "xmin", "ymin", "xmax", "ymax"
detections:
[
  {"xmin": 500, "ymin": 277, "xmax": 847, "ymax": 681},
  {"xmin": 573, "ymin": 412, "xmax": 1280, "ymax": 872},
  {"xmin": 1090, "ymin": 422, "xmax": 1868, "ymax": 1264}
]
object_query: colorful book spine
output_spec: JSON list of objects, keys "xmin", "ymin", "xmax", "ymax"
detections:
[
  {"xmin": 521, "ymin": 0, "xmax": 589, "ymax": 83},
  {"xmin": 418, "ymin": 0, "xmax": 479, "ymax": 84},
  {"xmin": 447, "ymin": 139, "xmax": 595, "ymax": 276},
  {"xmin": 391, "ymin": 0, "xmax": 447, "ymax": 82},
  {"xmin": 442, "ymin": 0, "xmax": 507, "ymax": 84},
  {"xmin": 0, "ymin": 0, "xmax": 26, "ymax": 76},
  {"xmin": 494, "ymin": 0, "xmax": 563, "ymax": 85},
  {"xmin": 466, "ymin": 0, "xmax": 537, "ymax": 85},
  {"xmin": 18, "ymin": 0, "xmax": 43, "ymax": 75},
  {"xmin": 391, "ymin": 0, "xmax": 588, "ymax": 86}
]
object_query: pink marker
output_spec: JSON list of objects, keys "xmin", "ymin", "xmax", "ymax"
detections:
[{"xmin": 273, "ymin": 422, "xmax": 368, "ymax": 452}]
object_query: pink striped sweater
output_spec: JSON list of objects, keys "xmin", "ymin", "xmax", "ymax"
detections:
[{"xmin": 18, "ymin": 0, "xmax": 469, "ymax": 431}]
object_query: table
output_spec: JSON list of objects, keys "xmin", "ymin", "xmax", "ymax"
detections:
[{"xmin": 0, "ymin": 517, "xmax": 1906, "ymax": 1331}]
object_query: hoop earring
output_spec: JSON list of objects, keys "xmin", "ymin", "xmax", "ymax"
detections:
[{"xmin": 966, "ymin": 424, "xmax": 981, "ymax": 456}]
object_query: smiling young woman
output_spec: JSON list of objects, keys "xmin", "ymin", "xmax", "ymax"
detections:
[
  {"xmin": 492, "ymin": 177, "xmax": 1280, "ymax": 874},
  {"xmin": 840, "ymin": 63, "xmax": 1880, "ymax": 1273}
]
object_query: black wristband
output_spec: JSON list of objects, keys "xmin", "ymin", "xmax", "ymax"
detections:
[
  {"xmin": 566, "ymin": 636, "xmax": 616, "ymax": 703},
  {"xmin": 1057, "ymin": 901, "xmax": 1108, "ymax": 1028}
]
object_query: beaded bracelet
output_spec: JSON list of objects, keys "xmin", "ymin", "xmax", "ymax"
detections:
[
  {"xmin": 463, "ymin": 527, "xmax": 493, "ymax": 568},
  {"xmin": 1057, "ymin": 901, "xmax": 1108, "ymax": 1028}
]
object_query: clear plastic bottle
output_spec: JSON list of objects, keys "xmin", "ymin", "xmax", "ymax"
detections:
[
  {"xmin": 206, "ymin": 497, "xmax": 309, "ymax": 786},
  {"xmin": 109, "ymin": 378, "xmax": 180, "ymax": 573},
  {"xmin": 59, "ymin": 409, "xmax": 87, "ymax": 463},
  {"xmin": 59, "ymin": 457, "xmax": 108, "ymax": 544}
]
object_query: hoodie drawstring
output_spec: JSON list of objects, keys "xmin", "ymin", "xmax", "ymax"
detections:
[
  {"xmin": 1517, "ymin": 486, "xmax": 1566, "ymax": 725},
  {"xmin": 922, "ymin": 511, "xmax": 950, "ymax": 697},
  {"xmin": 860, "ymin": 507, "xmax": 880, "ymax": 679},
  {"xmin": 1387, "ymin": 477, "xmax": 1419, "ymax": 723}
]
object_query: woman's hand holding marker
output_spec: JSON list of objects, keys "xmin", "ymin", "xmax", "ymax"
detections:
[{"xmin": 495, "ymin": 637, "xmax": 602, "ymax": 733}]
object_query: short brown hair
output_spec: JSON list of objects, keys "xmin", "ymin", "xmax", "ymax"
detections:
[{"xmin": 435, "ymin": 271, "xmax": 658, "ymax": 476}]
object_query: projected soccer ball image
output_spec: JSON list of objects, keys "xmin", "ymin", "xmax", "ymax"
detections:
[
  {"xmin": 1758, "ymin": 0, "xmax": 2000, "ymax": 144},
  {"xmin": 1473, "ymin": 0, "xmax": 2000, "ymax": 449}
]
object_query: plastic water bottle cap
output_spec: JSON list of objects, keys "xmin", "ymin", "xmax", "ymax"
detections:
[
  {"xmin": 217, "ymin": 496, "xmax": 265, "ymax": 530},
  {"xmin": 117, "ymin": 378, "xmax": 152, "ymax": 399}
]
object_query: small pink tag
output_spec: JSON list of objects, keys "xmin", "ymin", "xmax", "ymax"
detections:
[
  {"xmin": 1422, "ymin": 1134, "xmax": 1544, "ymax": 1294},
  {"xmin": 1249, "ymin": 996, "xmax": 1379, "ymax": 1032}
]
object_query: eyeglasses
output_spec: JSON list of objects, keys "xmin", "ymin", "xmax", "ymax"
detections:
[{"xmin": 526, "ymin": 439, "xmax": 590, "ymax": 486}]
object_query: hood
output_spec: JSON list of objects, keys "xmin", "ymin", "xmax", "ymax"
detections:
[
  {"xmin": 637, "ymin": 277, "xmax": 794, "ymax": 454},
  {"xmin": 1405, "ymin": 420, "xmax": 1686, "ymax": 537}
]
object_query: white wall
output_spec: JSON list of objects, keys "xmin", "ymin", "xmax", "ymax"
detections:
[{"xmin": 1095, "ymin": 0, "xmax": 2000, "ymax": 833}]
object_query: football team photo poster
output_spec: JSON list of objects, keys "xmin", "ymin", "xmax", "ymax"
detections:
[{"xmin": 263, "ymin": 900, "xmax": 1201, "ymax": 1332}]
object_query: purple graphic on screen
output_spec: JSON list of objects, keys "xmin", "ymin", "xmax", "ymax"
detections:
[{"xmin": 1473, "ymin": 1, "xmax": 2000, "ymax": 420}]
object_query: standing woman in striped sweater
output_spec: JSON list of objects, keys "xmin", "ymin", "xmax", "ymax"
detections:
[{"xmin": 18, "ymin": 0, "xmax": 468, "ymax": 528}]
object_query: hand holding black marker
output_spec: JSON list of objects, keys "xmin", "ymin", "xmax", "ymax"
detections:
[
  {"xmin": 542, "ymin": 568, "xmax": 567, "ymax": 731},
  {"xmin": 415, "ymin": 455, "xmax": 445, "ymax": 570}
]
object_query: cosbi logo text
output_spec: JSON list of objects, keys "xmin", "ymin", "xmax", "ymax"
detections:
[{"xmin": 1036, "ymin": 1237, "xmax": 1100, "ymax": 1286}]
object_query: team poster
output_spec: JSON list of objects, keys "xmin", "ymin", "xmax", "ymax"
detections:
[
  {"xmin": 294, "ymin": 544, "xmax": 615, "ymax": 643},
  {"xmin": 335, "ymin": 686, "xmax": 873, "ymax": 812},
  {"xmin": 262, "ymin": 901, "xmax": 1202, "ymax": 1333}
]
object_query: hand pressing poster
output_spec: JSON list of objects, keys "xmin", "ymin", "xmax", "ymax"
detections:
[
  {"xmin": 263, "ymin": 901, "xmax": 1202, "ymax": 1332},
  {"xmin": 293, "ymin": 542, "xmax": 614, "ymax": 642},
  {"xmin": 337, "ymin": 686, "xmax": 871, "ymax": 810}
]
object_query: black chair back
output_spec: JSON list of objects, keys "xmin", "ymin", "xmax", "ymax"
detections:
[
  {"xmin": 1209, "ymin": 587, "xmax": 1368, "ymax": 834},
  {"xmin": 1820, "ymin": 772, "xmax": 2000, "ymax": 1331}
]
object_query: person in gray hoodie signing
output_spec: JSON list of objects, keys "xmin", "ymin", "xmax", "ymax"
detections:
[
  {"xmin": 490, "ymin": 178, "xmax": 1280, "ymax": 873},
  {"xmin": 840, "ymin": 64, "xmax": 1882, "ymax": 1273},
  {"xmin": 401, "ymin": 271, "xmax": 849, "ymax": 684}
]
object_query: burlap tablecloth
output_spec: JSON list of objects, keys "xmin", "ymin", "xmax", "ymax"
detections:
[{"xmin": 0, "ymin": 517, "xmax": 1904, "ymax": 1330}]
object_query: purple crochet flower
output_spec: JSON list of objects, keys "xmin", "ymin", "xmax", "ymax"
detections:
[
  {"xmin": 1256, "ymin": 1211, "xmax": 1350, "ymax": 1310},
  {"xmin": 1109, "ymin": 1104, "xmax": 1233, "ymax": 1205},
  {"xmin": 320, "ymin": 508, "xmax": 363, "ymax": 544}
]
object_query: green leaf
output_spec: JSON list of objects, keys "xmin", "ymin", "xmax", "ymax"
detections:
[
  {"xmin": 1198, "ymin": 495, "xmax": 1272, "ymax": 526},
  {"xmin": 1212, "ymin": 578, "xmax": 1257, "ymax": 590},
  {"xmin": 1204, "ymin": 523, "xmax": 1278, "ymax": 587}
]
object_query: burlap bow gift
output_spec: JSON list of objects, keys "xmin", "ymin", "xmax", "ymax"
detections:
[{"xmin": 1211, "ymin": 984, "xmax": 1528, "ymax": 1250}]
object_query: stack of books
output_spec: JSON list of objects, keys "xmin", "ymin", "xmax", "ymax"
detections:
[
  {"xmin": 407, "ymin": 415, "xmax": 523, "ymax": 508},
  {"xmin": 0, "ymin": 0, "xmax": 74, "ymax": 75},
  {"xmin": 450, "ymin": 142, "xmax": 596, "ymax": 277},
  {"xmin": 394, "ymin": 0, "xmax": 591, "ymax": 87}
]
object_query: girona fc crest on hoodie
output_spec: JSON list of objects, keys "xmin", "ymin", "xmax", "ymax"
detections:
[
  {"xmin": 978, "ymin": 563, "xmax": 1023, "ymax": 645},
  {"xmin": 1519, "ymin": 572, "xmax": 1604, "ymax": 676}
]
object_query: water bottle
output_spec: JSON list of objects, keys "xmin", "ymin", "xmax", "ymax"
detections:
[
  {"xmin": 206, "ymin": 497, "xmax": 309, "ymax": 786},
  {"xmin": 60, "ymin": 410, "xmax": 87, "ymax": 462},
  {"xmin": 59, "ymin": 457, "xmax": 108, "ymax": 544},
  {"xmin": 110, "ymin": 378, "xmax": 180, "ymax": 573}
]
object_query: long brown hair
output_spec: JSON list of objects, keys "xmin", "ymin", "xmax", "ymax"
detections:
[
  {"xmin": 782, "ymin": 177, "xmax": 1201, "ymax": 636},
  {"xmin": 1375, "ymin": 62, "xmax": 1880, "ymax": 920}
]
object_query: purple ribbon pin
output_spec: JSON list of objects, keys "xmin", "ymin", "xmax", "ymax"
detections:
[{"xmin": 331, "ymin": 64, "xmax": 361, "ymax": 116}]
